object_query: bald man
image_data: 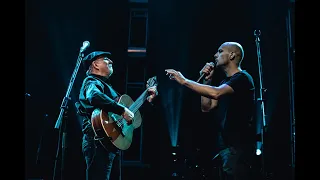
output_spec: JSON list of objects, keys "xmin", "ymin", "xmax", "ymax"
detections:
[{"xmin": 165, "ymin": 42, "xmax": 256, "ymax": 180}]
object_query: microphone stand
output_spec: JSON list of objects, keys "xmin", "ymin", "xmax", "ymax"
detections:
[
  {"xmin": 254, "ymin": 30, "xmax": 268, "ymax": 179},
  {"xmin": 286, "ymin": 1, "xmax": 295, "ymax": 176},
  {"xmin": 52, "ymin": 46, "xmax": 87, "ymax": 180},
  {"xmin": 36, "ymin": 114, "xmax": 49, "ymax": 165}
]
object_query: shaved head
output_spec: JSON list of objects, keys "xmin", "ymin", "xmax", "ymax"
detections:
[{"xmin": 221, "ymin": 42, "xmax": 244, "ymax": 64}]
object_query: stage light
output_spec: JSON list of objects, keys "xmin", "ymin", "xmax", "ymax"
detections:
[
  {"xmin": 172, "ymin": 172, "xmax": 178, "ymax": 177},
  {"xmin": 161, "ymin": 88, "xmax": 183, "ymax": 147},
  {"xmin": 256, "ymin": 149, "xmax": 262, "ymax": 155}
]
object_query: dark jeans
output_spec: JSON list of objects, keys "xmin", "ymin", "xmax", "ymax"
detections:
[
  {"xmin": 219, "ymin": 146, "xmax": 255, "ymax": 180},
  {"xmin": 82, "ymin": 134, "xmax": 120, "ymax": 180}
]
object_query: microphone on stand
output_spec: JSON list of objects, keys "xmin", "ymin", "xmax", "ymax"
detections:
[
  {"xmin": 80, "ymin": 41, "xmax": 90, "ymax": 52},
  {"xmin": 25, "ymin": 93, "xmax": 31, "ymax": 97},
  {"xmin": 196, "ymin": 61, "xmax": 216, "ymax": 83}
]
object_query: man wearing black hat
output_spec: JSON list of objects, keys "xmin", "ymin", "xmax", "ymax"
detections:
[{"xmin": 76, "ymin": 51, "xmax": 158, "ymax": 180}]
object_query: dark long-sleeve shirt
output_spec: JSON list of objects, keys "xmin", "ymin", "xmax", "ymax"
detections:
[{"xmin": 78, "ymin": 74, "xmax": 126, "ymax": 135}]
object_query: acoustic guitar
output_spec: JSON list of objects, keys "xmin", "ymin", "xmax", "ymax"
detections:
[{"xmin": 91, "ymin": 76, "xmax": 158, "ymax": 150}]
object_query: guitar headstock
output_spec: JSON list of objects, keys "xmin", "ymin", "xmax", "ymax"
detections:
[{"xmin": 146, "ymin": 76, "xmax": 158, "ymax": 88}]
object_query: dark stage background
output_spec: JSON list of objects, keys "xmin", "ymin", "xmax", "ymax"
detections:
[{"xmin": 25, "ymin": 0, "xmax": 295, "ymax": 180}]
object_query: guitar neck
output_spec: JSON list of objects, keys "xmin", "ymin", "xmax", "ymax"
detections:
[{"xmin": 129, "ymin": 89, "xmax": 149, "ymax": 113}]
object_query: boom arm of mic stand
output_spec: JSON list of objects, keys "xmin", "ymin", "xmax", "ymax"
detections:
[
  {"xmin": 54, "ymin": 52, "xmax": 84, "ymax": 129},
  {"xmin": 52, "ymin": 50, "xmax": 85, "ymax": 180}
]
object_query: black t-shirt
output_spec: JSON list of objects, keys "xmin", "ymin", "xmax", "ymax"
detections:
[{"xmin": 215, "ymin": 70, "xmax": 256, "ymax": 150}]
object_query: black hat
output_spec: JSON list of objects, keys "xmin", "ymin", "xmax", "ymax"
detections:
[{"xmin": 82, "ymin": 51, "xmax": 112, "ymax": 69}]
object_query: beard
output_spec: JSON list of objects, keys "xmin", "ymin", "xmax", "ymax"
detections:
[{"xmin": 107, "ymin": 68, "xmax": 113, "ymax": 77}]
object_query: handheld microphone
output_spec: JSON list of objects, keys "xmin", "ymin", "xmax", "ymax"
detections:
[
  {"xmin": 196, "ymin": 61, "xmax": 216, "ymax": 83},
  {"xmin": 80, "ymin": 41, "xmax": 90, "ymax": 52}
]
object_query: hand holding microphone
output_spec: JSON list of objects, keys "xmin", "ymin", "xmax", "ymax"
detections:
[{"xmin": 197, "ymin": 62, "xmax": 216, "ymax": 83}]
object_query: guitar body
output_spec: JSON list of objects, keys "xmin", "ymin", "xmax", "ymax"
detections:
[{"xmin": 91, "ymin": 94, "xmax": 142, "ymax": 150}]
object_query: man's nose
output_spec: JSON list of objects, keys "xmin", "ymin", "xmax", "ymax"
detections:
[{"xmin": 213, "ymin": 54, "xmax": 217, "ymax": 59}]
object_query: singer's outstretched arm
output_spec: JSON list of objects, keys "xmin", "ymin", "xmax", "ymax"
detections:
[
  {"xmin": 165, "ymin": 69, "xmax": 234, "ymax": 110},
  {"xmin": 183, "ymin": 78, "xmax": 234, "ymax": 100}
]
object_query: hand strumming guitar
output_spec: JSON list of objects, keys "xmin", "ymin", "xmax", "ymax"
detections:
[{"xmin": 122, "ymin": 107, "xmax": 134, "ymax": 124}]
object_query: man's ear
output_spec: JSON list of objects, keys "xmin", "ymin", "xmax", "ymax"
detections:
[
  {"xmin": 92, "ymin": 60, "xmax": 98, "ymax": 69},
  {"xmin": 229, "ymin": 52, "xmax": 235, "ymax": 60}
]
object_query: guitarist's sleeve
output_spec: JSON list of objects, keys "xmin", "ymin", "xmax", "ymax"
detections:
[{"xmin": 84, "ymin": 80, "xmax": 126, "ymax": 115}]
